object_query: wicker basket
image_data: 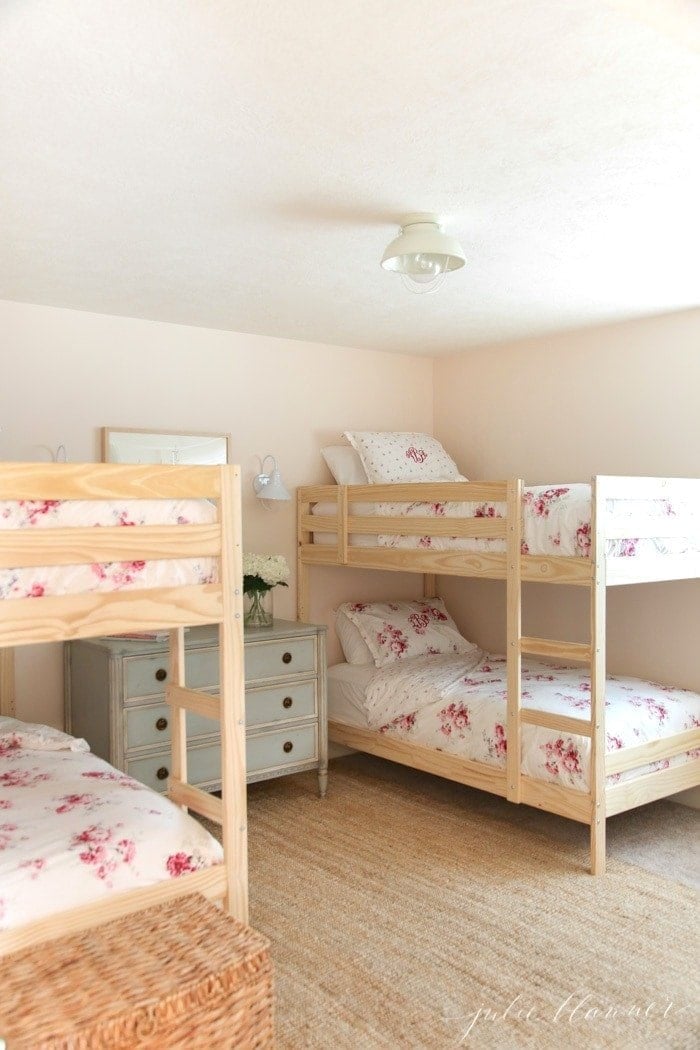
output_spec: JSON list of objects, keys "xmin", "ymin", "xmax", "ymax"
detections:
[{"xmin": 0, "ymin": 894, "xmax": 274, "ymax": 1049}]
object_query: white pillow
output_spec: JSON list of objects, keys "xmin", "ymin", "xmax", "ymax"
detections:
[
  {"xmin": 337, "ymin": 598, "xmax": 476, "ymax": 668},
  {"xmin": 344, "ymin": 431, "xmax": 465, "ymax": 484},
  {"xmin": 335, "ymin": 609, "xmax": 374, "ymax": 664},
  {"xmin": 0, "ymin": 716, "xmax": 90, "ymax": 753},
  {"xmin": 321, "ymin": 445, "xmax": 369, "ymax": 485}
]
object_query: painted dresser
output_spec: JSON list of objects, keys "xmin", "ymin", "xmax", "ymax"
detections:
[{"xmin": 65, "ymin": 619, "xmax": 328, "ymax": 795}]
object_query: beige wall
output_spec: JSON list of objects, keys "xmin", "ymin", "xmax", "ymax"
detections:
[
  {"xmin": 0, "ymin": 299, "xmax": 433, "ymax": 726},
  {"xmin": 433, "ymin": 309, "xmax": 700, "ymax": 697}
]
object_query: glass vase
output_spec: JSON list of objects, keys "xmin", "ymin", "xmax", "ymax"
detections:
[{"xmin": 243, "ymin": 587, "xmax": 273, "ymax": 629}]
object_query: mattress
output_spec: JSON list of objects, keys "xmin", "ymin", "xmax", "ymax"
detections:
[
  {"xmin": 327, "ymin": 655, "xmax": 700, "ymax": 792},
  {"xmin": 0, "ymin": 498, "xmax": 217, "ymax": 599},
  {"xmin": 312, "ymin": 483, "xmax": 700, "ymax": 559},
  {"xmin": 0, "ymin": 717, "xmax": 223, "ymax": 931}
]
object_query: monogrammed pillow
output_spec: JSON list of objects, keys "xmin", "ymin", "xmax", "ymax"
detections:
[
  {"xmin": 337, "ymin": 598, "xmax": 476, "ymax": 667},
  {"xmin": 343, "ymin": 431, "xmax": 465, "ymax": 484}
]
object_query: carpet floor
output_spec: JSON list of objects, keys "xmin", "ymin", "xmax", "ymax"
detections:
[{"xmin": 234, "ymin": 756, "xmax": 699, "ymax": 1049}]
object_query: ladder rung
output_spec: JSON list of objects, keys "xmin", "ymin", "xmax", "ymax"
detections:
[
  {"xmin": 520, "ymin": 709, "xmax": 592, "ymax": 738},
  {"xmin": 168, "ymin": 778, "xmax": 223, "ymax": 824},
  {"xmin": 167, "ymin": 684, "xmax": 220, "ymax": 721},
  {"xmin": 520, "ymin": 637, "xmax": 592, "ymax": 663}
]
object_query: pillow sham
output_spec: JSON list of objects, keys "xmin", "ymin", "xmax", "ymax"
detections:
[
  {"xmin": 343, "ymin": 431, "xmax": 465, "ymax": 484},
  {"xmin": 321, "ymin": 445, "xmax": 369, "ymax": 486},
  {"xmin": 337, "ymin": 598, "xmax": 476, "ymax": 667},
  {"xmin": 335, "ymin": 608, "xmax": 375, "ymax": 665}
]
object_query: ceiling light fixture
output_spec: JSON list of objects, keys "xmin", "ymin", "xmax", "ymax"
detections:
[{"xmin": 380, "ymin": 213, "xmax": 466, "ymax": 294}]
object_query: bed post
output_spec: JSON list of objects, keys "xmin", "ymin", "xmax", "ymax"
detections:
[
  {"xmin": 0, "ymin": 648, "xmax": 15, "ymax": 717},
  {"xmin": 169, "ymin": 627, "xmax": 188, "ymax": 810},
  {"xmin": 506, "ymin": 479, "xmax": 523, "ymax": 804},
  {"xmin": 423, "ymin": 574, "xmax": 437, "ymax": 599},
  {"xmin": 590, "ymin": 476, "xmax": 607, "ymax": 875},
  {"xmin": 219, "ymin": 465, "xmax": 249, "ymax": 920}
]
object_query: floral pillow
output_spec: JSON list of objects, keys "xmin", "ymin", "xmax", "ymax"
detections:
[
  {"xmin": 343, "ymin": 431, "xmax": 465, "ymax": 484},
  {"xmin": 337, "ymin": 598, "xmax": 476, "ymax": 667}
]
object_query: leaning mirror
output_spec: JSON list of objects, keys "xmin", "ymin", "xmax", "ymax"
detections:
[{"xmin": 101, "ymin": 427, "xmax": 231, "ymax": 465}]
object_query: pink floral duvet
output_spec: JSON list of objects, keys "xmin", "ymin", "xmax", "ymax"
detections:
[
  {"xmin": 363, "ymin": 654, "xmax": 700, "ymax": 791},
  {"xmin": 0, "ymin": 718, "xmax": 222, "ymax": 931},
  {"xmin": 313, "ymin": 484, "xmax": 700, "ymax": 558},
  {"xmin": 0, "ymin": 498, "xmax": 218, "ymax": 600}
]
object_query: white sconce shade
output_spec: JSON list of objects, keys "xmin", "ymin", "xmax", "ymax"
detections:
[
  {"xmin": 253, "ymin": 456, "xmax": 291, "ymax": 503},
  {"xmin": 381, "ymin": 213, "xmax": 466, "ymax": 293}
]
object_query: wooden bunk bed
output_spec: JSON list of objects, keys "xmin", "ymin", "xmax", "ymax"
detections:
[
  {"xmin": 0, "ymin": 461, "xmax": 246, "ymax": 956},
  {"xmin": 297, "ymin": 476, "xmax": 700, "ymax": 875}
]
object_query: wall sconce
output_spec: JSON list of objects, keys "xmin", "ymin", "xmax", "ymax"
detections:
[{"xmin": 253, "ymin": 455, "xmax": 291, "ymax": 507}]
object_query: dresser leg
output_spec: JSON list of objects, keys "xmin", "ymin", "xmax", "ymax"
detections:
[{"xmin": 318, "ymin": 766, "xmax": 328, "ymax": 798}]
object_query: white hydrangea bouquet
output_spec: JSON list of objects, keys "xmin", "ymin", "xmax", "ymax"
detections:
[{"xmin": 242, "ymin": 553, "xmax": 289, "ymax": 628}]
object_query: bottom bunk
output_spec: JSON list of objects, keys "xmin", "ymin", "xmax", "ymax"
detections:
[
  {"xmin": 327, "ymin": 654, "xmax": 700, "ymax": 863},
  {"xmin": 0, "ymin": 716, "xmax": 225, "ymax": 951}
]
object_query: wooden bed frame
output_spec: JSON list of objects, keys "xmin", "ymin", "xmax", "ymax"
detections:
[
  {"xmin": 297, "ymin": 476, "xmax": 700, "ymax": 875},
  {"xmin": 0, "ymin": 461, "xmax": 247, "ymax": 956}
]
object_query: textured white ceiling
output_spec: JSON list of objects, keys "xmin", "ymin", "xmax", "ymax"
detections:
[{"xmin": 1, "ymin": 0, "xmax": 699, "ymax": 356}]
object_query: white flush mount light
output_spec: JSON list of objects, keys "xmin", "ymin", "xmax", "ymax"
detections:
[
  {"xmin": 253, "ymin": 455, "xmax": 291, "ymax": 507},
  {"xmin": 381, "ymin": 213, "xmax": 466, "ymax": 294}
]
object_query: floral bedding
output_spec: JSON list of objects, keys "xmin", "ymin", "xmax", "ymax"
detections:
[
  {"xmin": 0, "ymin": 718, "xmax": 223, "ymax": 931},
  {"xmin": 0, "ymin": 498, "xmax": 217, "ymax": 599},
  {"xmin": 312, "ymin": 484, "xmax": 700, "ymax": 558},
  {"xmin": 361, "ymin": 653, "xmax": 700, "ymax": 791}
]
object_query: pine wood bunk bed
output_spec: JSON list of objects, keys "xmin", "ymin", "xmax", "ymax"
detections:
[
  {"xmin": 0, "ymin": 461, "xmax": 247, "ymax": 956},
  {"xmin": 297, "ymin": 477, "xmax": 700, "ymax": 875}
]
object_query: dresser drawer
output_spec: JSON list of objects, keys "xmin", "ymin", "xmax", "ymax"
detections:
[
  {"xmin": 124, "ymin": 648, "xmax": 219, "ymax": 700},
  {"xmin": 127, "ymin": 743, "xmax": 221, "ymax": 793},
  {"xmin": 245, "ymin": 637, "xmax": 315, "ymax": 683},
  {"xmin": 246, "ymin": 681, "xmax": 316, "ymax": 727},
  {"xmin": 247, "ymin": 725, "xmax": 317, "ymax": 774},
  {"xmin": 125, "ymin": 702, "xmax": 218, "ymax": 750}
]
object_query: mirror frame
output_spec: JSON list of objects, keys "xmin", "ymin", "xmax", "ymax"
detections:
[{"xmin": 101, "ymin": 427, "xmax": 231, "ymax": 465}]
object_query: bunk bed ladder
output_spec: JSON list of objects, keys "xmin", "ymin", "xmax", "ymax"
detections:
[
  {"xmin": 166, "ymin": 467, "xmax": 249, "ymax": 919},
  {"xmin": 511, "ymin": 476, "xmax": 607, "ymax": 874}
]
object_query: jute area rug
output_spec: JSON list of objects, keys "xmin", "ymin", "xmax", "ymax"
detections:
[{"xmin": 221, "ymin": 758, "xmax": 699, "ymax": 1049}]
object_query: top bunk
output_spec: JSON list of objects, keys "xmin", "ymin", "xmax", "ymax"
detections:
[
  {"xmin": 298, "ymin": 475, "xmax": 700, "ymax": 587},
  {"xmin": 0, "ymin": 461, "xmax": 242, "ymax": 649}
]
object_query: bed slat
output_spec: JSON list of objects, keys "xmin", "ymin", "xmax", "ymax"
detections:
[
  {"xmin": 605, "ymin": 727, "xmax": 700, "ymax": 775},
  {"xmin": 0, "ymin": 584, "xmax": 224, "ymax": 645},
  {"xmin": 0, "ymin": 523, "xmax": 221, "ymax": 568},
  {"xmin": 0, "ymin": 865, "xmax": 228, "ymax": 957},
  {"xmin": 0, "ymin": 462, "xmax": 222, "ymax": 500}
]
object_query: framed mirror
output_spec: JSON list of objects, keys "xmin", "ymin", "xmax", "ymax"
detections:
[{"xmin": 101, "ymin": 427, "xmax": 231, "ymax": 465}]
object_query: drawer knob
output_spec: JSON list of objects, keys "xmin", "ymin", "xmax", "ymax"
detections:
[
  {"xmin": 156, "ymin": 766, "xmax": 169, "ymax": 780},
  {"xmin": 282, "ymin": 652, "xmax": 292, "ymax": 665},
  {"xmin": 155, "ymin": 668, "xmax": 168, "ymax": 682},
  {"xmin": 283, "ymin": 740, "xmax": 293, "ymax": 754},
  {"xmin": 282, "ymin": 696, "xmax": 293, "ymax": 709},
  {"xmin": 155, "ymin": 717, "xmax": 168, "ymax": 731}
]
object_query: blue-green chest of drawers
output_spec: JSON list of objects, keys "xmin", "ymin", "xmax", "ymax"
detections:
[{"xmin": 65, "ymin": 620, "xmax": 328, "ymax": 796}]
